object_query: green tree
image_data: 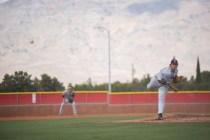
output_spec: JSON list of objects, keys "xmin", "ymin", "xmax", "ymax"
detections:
[
  {"xmin": 137, "ymin": 74, "xmax": 151, "ymax": 91},
  {"xmin": 52, "ymin": 77, "xmax": 65, "ymax": 91},
  {"xmin": 201, "ymin": 71, "xmax": 210, "ymax": 83},
  {"xmin": 131, "ymin": 78, "xmax": 139, "ymax": 91},
  {"xmin": 74, "ymin": 78, "xmax": 94, "ymax": 91},
  {"xmin": 199, "ymin": 71, "xmax": 210, "ymax": 90},
  {"xmin": 40, "ymin": 74, "xmax": 64, "ymax": 91},
  {"xmin": 196, "ymin": 57, "xmax": 201, "ymax": 83},
  {"xmin": 32, "ymin": 77, "xmax": 42, "ymax": 91},
  {"xmin": 93, "ymin": 83, "xmax": 107, "ymax": 91},
  {"xmin": 112, "ymin": 81, "xmax": 132, "ymax": 92},
  {"xmin": 0, "ymin": 71, "xmax": 33, "ymax": 92}
]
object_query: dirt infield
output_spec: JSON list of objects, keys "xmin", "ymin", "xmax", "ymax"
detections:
[
  {"xmin": 0, "ymin": 113, "xmax": 210, "ymax": 123},
  {"xmin": 113, "ymin": 113, "xmax": 210, "ymax": 123},
  {"xmin": 0, "ymin": 103, "xmax": 210, "ymax": 122},
  {"xmin": 1, "ymin": 103, "xmax": 210, "ymax": 117}
]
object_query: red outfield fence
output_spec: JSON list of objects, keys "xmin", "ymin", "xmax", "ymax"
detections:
[{"xmin": 0, "ymin": 91, "xmax": 210, "ymax": 105}]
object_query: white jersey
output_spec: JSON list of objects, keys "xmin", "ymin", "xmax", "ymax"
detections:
[
  {"xmin": 59, "ymin": 89, "xmax": 77, "ymax": 115},
  {"xmin": 147, "ymin": 62, "xmax": 179, "ymax": 116},
  {"xmin": 63, "ymin": 89, "xmax": 76, "ymax": 100},
  {"xmin": 155, "ymin": 67, "xmax": 178, "ymax": 84}
]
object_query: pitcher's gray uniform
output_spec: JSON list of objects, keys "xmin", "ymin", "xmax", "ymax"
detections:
[
  {"xmin": 147, "ymin": 59, "xmax": 179, "ymax": 120},
  {"xmin": 59, "ymin": 87, "xmax": 77, "ymax": 116}
]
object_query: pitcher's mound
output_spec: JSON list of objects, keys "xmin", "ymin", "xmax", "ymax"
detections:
[{"xmin": 114, "ymin": 114, "xmax": 210, "ymax": 123}]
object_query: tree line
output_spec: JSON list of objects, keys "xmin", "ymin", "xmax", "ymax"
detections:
[
  {"xmin": 74, "ymin": 71, "xmax": 210, "ymax": 91},
  {"xmin": 0, "ymin": 71, "xmax": 65, "ymax": 92},
  {"xmin": 0, "ymin": 57, "xmax": 209, "ymax": 92},
  {"xmin": 0, "ymin": 70, "xmax": 210, "ymax": 92}
]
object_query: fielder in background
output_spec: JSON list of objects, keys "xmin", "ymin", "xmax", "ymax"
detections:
[
  {"xmin": 59, "ymin": 86, "xmax": 77, "ymax": 116},
  {"xmin": 147, "ymin": 58, "xmax": 183, "ymax": 120}
]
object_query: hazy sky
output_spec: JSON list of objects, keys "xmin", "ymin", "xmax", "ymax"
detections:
[{"xmin": 0, "ymin": 0, "xmax": 210, "ymax": 87}]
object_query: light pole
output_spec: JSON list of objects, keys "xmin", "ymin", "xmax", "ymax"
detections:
[{"xmin": 96, "ymin": 26, "xmax": 112, "ymax": 102}]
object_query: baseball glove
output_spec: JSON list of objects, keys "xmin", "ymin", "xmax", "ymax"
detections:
[
  {"xmin": 68, "ymin": 97, "xmax": 73, "ymax": 103},
  {"xmin": 173, "ymin": 76, "xmax": 183, "ymax": 83}
]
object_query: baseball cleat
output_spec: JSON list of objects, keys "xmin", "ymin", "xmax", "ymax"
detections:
[{"xmin": 157, "ymin": 113, "xmax": 163, "ymax": 120}]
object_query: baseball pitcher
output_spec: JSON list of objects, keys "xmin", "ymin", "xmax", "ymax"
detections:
[
  {"xmin": 59, "ymin": 86, "xmax": 77, "ymax": 116},
  {"xmin": 147, "ymin": 58, "xmax": 182, "ymax": 120}
]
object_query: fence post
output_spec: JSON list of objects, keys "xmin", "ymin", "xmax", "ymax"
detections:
[
  {"xmin": 86, "ymin": 92, "xmax": 87, "ymax": 104},
  {"xmin": 40, "ymin": 93, "xmax": 42, "ymax": 104},
  {"xmin": 16, "ymin": 94, "xmax": 19, "ymax": 105}
]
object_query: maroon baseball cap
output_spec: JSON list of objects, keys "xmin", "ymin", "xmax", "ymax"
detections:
[{"xmin": 170, "ymin": 59, "xmax": 178, "ymax": 65}]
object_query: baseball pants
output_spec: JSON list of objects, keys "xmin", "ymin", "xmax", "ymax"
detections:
[
  {"xmin": 147, "ymin": 76, "xmax": 169, "ymax": 114},
  {"xmin": 59, "ymin": 98, "xmax": 77, "ymax": 115}
]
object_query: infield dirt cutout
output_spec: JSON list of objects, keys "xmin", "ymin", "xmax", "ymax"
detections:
[
  {"xmin": 0, "ymin": 113, "xmax": 210, "ymax": 123},
  {"xmin": 112, "ymin": 113, "xmax": 210, "ymax": 123}
]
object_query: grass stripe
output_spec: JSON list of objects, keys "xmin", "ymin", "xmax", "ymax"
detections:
[{"xmin": 0, "ymin": 116, "xmax": 210, "ymax": 140}]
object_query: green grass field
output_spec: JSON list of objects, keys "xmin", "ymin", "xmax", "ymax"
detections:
[{"xmin": 0, "ymin": 116, "xmax": 210, "ymax": 140}]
